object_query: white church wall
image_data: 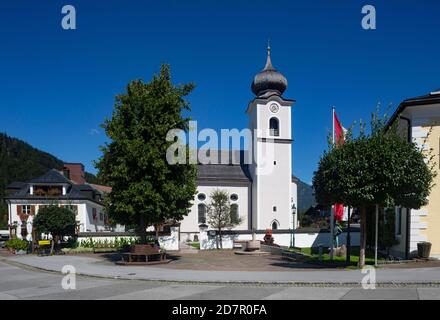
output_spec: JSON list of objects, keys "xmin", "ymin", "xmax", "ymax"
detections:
[{"xmin": 180, "ymin": 184, "xmax": 250, "ymax": 234}]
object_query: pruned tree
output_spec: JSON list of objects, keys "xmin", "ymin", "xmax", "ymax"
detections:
[
  {"xmin": 33, "ymin": 205, "xmax": 76, "ymax": 254},
  {"xmin": 313, "ymin": 112, "xmax": 434, "ymax": 267},
  {"xmin": 96, "ymin": 64, "xmax": 197, "ymax": 243},
  {"xmin": 207, "ymin": 189, "xmax": 242, "ymax": 249}
]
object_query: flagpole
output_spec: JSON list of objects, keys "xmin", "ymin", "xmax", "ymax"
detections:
[{"xmin": 330, "ymin": 107, "xmax": 335, "ymax": 260}]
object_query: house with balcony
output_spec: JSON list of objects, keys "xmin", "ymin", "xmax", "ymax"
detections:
[{"xmin": 4, "ymin": 163, "xmax": 110, "ymax": 240}]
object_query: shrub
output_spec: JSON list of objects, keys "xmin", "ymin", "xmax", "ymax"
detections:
[{"xmin": 5, "ymin": 238, "xmax": 29, "ymax": 251}]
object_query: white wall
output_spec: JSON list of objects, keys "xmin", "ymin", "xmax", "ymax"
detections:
[
  {"xmin": 249, "ymin": 99, "xmax": 293, "ymax": 231},
  {"xmin": 180, "ymin": 185, "xmax": 250, "ymax": 233},
  {"xmin": 7, "ymin": 200, "xmax": 104, "ymax": 240},
  {"xmin": 198, "ymin": 228, "xmax": 360, "ymax": 250}
]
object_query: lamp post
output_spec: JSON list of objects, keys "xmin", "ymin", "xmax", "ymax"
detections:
[{"xmin": 290, "ymin": 204, "xmax": 296, "ymax": 249}]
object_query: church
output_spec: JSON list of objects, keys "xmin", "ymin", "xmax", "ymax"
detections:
[{"xmin": 179, "ymin": 46, "xmax": 298, "ymax": 241}]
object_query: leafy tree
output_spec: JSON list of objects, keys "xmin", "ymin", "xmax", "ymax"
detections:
[
  {"xmin": 33, "ymin": 205, "xmax": 76, "ymax": 254},
  {"xmin": 96, "ymin": 64, "xmax": 197, "ymax": 243},
  {"xmin": 313, "ymin": 113, "xmax": 434, "ymax": 267},
  {"xmin": 206, "ymin": 190, "xmax": 242, "ymax": 249}
]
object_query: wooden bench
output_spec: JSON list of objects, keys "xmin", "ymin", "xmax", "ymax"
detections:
[{"xmin": 117, "ymin": 244, "xmax": 170, "ymax": 265}]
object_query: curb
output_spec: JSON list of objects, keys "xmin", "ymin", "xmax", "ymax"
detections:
[{"xmin": 4, "ymin": 258, "xmax": 440, "ymax": 288}]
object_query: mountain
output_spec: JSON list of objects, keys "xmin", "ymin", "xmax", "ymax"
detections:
[
  {"xmin": 0, "ymin": 132, "xmax": 99, "ymax": 228},
  {"xmin": 296, "ymin": 178, "xmax": 316, "ymax": 216}
]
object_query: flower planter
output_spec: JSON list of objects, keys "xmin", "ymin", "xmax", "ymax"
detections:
[{"xmin": 417, "ymin": 242, "xmax": 432, "ymax": 259}]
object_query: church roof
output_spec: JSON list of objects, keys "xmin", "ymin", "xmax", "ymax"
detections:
[{"xmin": 196, "ymin": 150, "xmax": 252, "ymax": 184}]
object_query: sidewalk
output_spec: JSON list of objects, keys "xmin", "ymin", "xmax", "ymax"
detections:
[{"xmin": 4, "ymin": 255, "xmax": 440, "ymax": 285}]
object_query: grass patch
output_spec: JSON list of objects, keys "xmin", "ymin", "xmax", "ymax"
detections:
[
  {"xmin": 189, "ymin": 242, "xmax": 200, "ymax": 250},
  {"xmin": 289, "ymin": 246, "xmax": 384, "ymax": 268}
]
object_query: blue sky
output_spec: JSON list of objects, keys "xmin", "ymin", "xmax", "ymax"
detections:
[{"xmin": 1, "ymin": 0, "xmax": 439, "ymax": 184}]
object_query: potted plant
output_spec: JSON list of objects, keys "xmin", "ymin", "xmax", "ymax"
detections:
[
  {"xmin": 5, "ymin": 238, "xmax": 29, "ymax": 254},
  {"xmin": 417, "ymin": 241, "xmax": 432, "ymax": 259}
]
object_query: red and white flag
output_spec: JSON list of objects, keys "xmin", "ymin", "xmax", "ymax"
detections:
[
  {"xmin": 333, "ymin": 109, "xmax": 347, "ymax": 222},
  {"xmin": 334, "ymin": 111, "xmax": 347, "ymax": 146}
]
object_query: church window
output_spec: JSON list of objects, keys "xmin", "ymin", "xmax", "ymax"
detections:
[
  {"xmin": 230, "ymin": 204, "xmax": 239, "ymax": 224},
  {"xmin": 197, "ymin": 193, "xmax": 206, "ymax": 201},
  {"xmin": 230, "ymin": 194, "xmax": 238, "ymax": 201},
  {"xmin": 198, "ymin": 204, "xmax": 206, "ymax": 224},
  {"xmin": 274, "ymin": 161, "xmax": 277, "ymax": 165},
  {"xmin": 271, "ymin": 221, "xmax": 278, "ymax": 230},
  {"xmin": 273, "ymin": 206, "xmax": 277, "ymax": 212},
  {"xmin": 269, "ymin": 117, "xmax": 279, "ymax": 136}
]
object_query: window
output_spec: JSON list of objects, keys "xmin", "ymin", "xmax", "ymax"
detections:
[
  {"xmin": 396, "ymin": 207, "xmax": 402, "ymax": 236},
  {"xmin": 269, "ymin": 117, "xmax": 279, "ymax": 136},
  {"xmin": 92, "ymin": 208, "xmax": 97, "ymax": 221},
  {"xmin": 197, "ymin": 193, "xmax": 206, "ymax": 201},
  {"xmin": 273, "ymin": 206, "xmax": 277, "ymax": 212},
  {"xmin": 230, "ymin": 204, "xmax": 239, "ymax": 224},
  {"xmin": 22, "ymin": 205, "xmax": 31, "ymax": 214},
  {"xmin": 198, "ymin": 204, "xmax": 206, "ymax": 224},
  {"xmin": 274, "ymin": 161, "xmax": 277, "ymax": 165},
  {"xmin": 99, "ymin": 212, "xmax": 104, "ymax": 221},
  {"xmin": 271, "ymin": 221, "xmax": 278, "ymax": 230},
  {"xmin": 230, "ymin": 194, "xmax": 238, "ymax": 201}
]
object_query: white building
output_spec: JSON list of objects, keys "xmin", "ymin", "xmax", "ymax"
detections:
[
  {"xmin": 5, "ymin": 164, "xmax": 109, "ymax": 240},
  {"xmin": 180, "ymin": 46, "xmax": 298, "ymax": 242}
]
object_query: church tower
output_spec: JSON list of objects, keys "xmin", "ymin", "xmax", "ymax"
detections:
[{"xmin": 246, "ymin": 45, "xmax": 295, "ymax": 231}]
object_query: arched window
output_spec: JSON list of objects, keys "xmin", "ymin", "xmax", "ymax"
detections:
[
  {"xmin": 269, "ymin": 117, "xmax": 279, "ymax": 136},
  {"xmin": 198, "ymin": 204, "xmax": 206, "ymax": 224},
  {"xmin": 271, "ymin": 220, "xmax": 279, "ymax": 230},
  {"xmin": 230, "ymin": 204, "xmax": 239, "ymax": 224}
]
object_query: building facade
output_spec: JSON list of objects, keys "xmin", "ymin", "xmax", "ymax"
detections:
[
  {"xmin": 5, "ymin": 163, "xmax": 109, "ymax": 240},
  {"xmin": 180, "ymin": 47, "xmax": 298, "ymax": 241},
  {"xmin": 388, "ymin": 89, "xmax": 440, "ymax": 259}
]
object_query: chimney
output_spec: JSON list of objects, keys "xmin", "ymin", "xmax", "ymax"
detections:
[{"xmin": 63, "ymin": 163, "xmax": 86, "ymax": 184}]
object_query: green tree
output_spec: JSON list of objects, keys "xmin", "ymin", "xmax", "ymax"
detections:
[
  {"xmin": 33, "ymin": 205, "xmax": 76, "ymax": 254},
  {"xmin": 96, "ymin": 64, "xmax": 197, "ymax": 243},
  {"xmin": 207, "ymin": 190, "xmax": 242, "ymax": 249},
  {"xmin": 313, "ymin": 113, "xmax": 434, "ymax": 267}
]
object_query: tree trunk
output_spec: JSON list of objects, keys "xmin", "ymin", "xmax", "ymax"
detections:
[
  {"xmin": 359, "ymin": 207, "xmax": 367, "ymax": 268},
  {"xmin": 219, "ymin": 228, "xmax": 223, "ymax": 249},
  {"xmin": 50, "ymin": 235, "xmax": 57, "ymax": 255},
  {"xmin": 155, "ymin": 224, "xmax": 160, "ymax": 240},
  {"xmin": 138, "ymin": 215, "xmax": 148, "ymax": 244}
]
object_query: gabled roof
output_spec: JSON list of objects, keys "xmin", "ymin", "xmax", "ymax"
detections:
[
  {"xmin": 196, "ymin": 150, "xmax": 252, "ymax": 184},
  {"xmin": 29, "ymin": 169, "xmax": 72, "ymax": 184},
  {"xmin": 387, "ymin": 89, "xmax": 440, "ymax": 127},
  {"xmin": 197, "ymin": 164, "xmax": 252, "ymax": 184},
  {"xmin": 6, "ymin": 182, "xmax": 27, "ymax": 189},
  {"xmin": 4, "ymin": 169, "xmax": 104, "ymax": 205}
]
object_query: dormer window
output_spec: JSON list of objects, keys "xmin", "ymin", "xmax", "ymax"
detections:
[{"xmin": 269, "ymin": 117, "xmax": 279, "ymax": 136}]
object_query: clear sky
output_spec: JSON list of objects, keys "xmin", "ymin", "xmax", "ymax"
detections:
[{"xmin": 1, "ymin": 0, "xmax": 439, "ymax": 184}]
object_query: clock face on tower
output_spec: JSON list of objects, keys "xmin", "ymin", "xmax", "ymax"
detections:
[{"xmin": 269, "ymin": 103, "xmax": 279, "ymax": 113}]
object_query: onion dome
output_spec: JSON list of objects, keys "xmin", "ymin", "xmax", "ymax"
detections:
[{"xmin": 251, "ymin": 44, "xmax": 288, "ymax": 97}]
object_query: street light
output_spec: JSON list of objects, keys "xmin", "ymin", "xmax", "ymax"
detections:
[{"xmin": 290, "ymin": 204, "xmax": 297, "ymax": 248}]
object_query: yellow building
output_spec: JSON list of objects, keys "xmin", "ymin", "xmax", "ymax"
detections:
[{"xmin": 388, "ymin": 88, "xmax": 440, "ymax": 259}]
